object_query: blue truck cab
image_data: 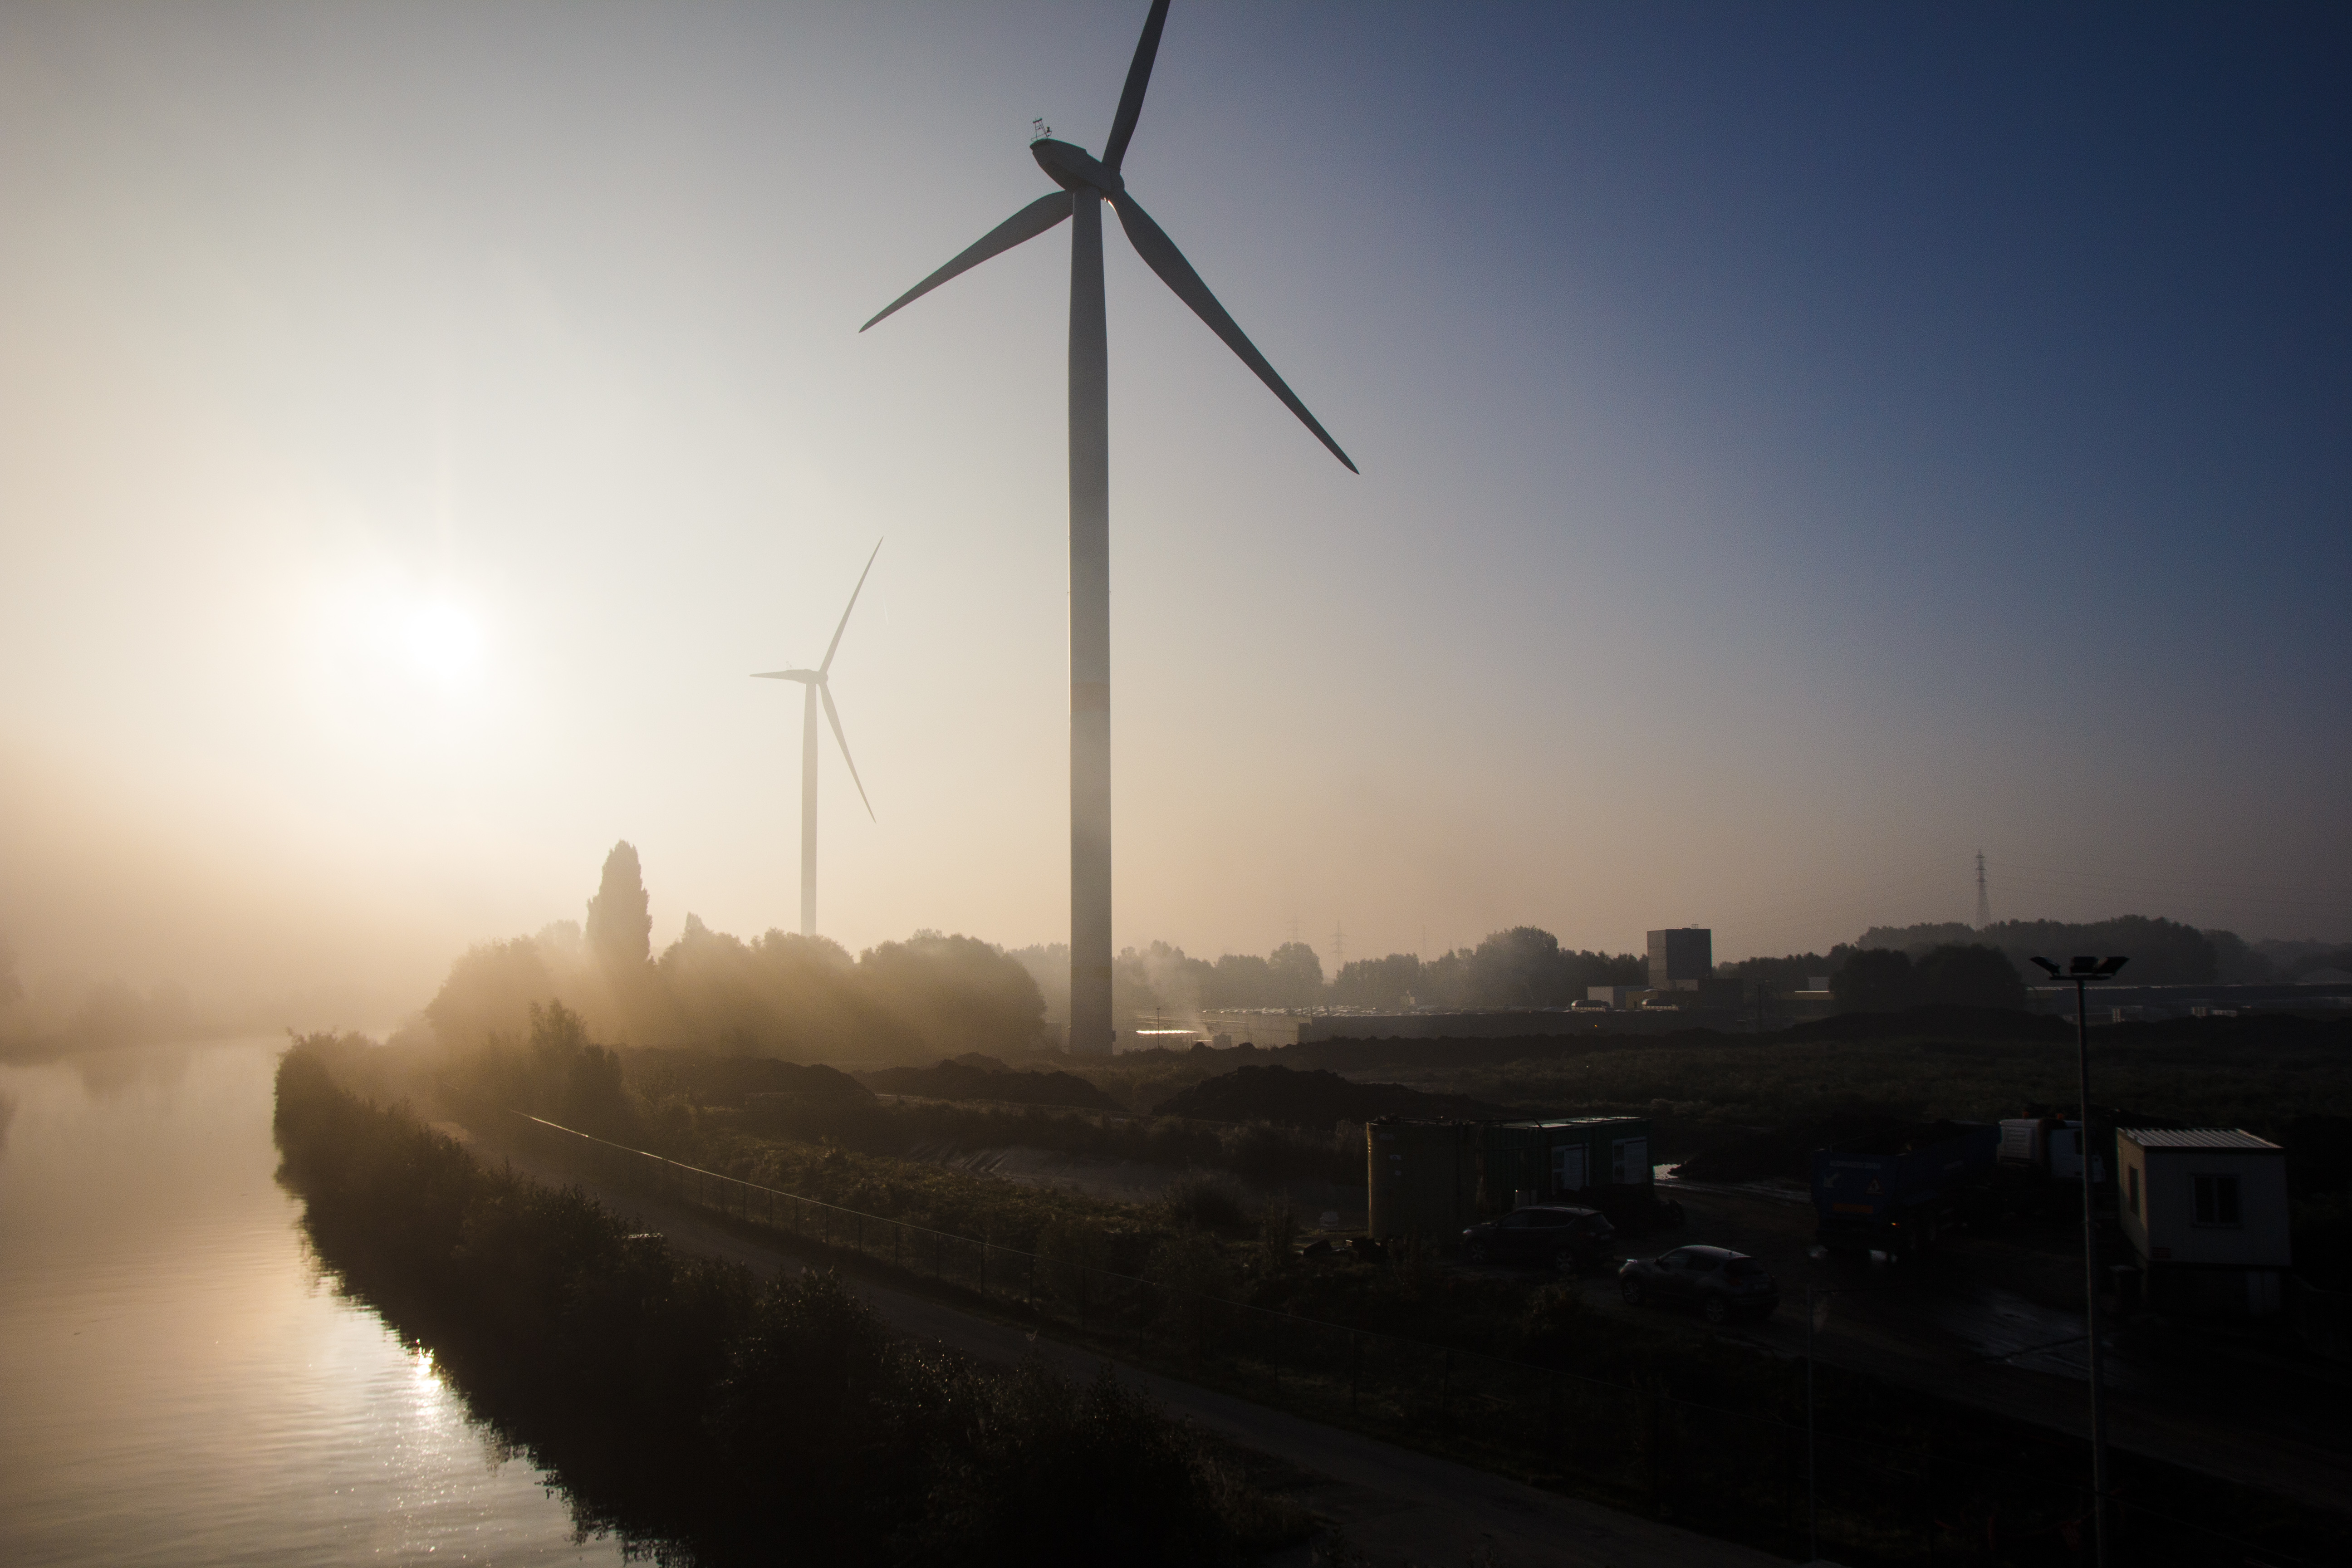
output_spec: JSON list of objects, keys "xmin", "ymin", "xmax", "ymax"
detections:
[{"xmin": 1813, "ymin": 1121, "xmax": 1998, "ymax": 1255}]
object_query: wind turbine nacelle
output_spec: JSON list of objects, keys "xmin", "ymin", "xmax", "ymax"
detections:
[{"xmin": 1031, "ymin": 138, "xmax": 1124, "ymax": 197}]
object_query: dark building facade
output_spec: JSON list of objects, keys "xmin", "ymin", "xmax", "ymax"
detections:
[{"xmin": 1647, "ymin": 928, "xmax": 1712, "ymax": 992}]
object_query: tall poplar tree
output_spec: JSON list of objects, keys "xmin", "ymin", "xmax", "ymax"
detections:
[{"xmin": 585, "ymin": 841, "xmax": 652, "ymax": 970}]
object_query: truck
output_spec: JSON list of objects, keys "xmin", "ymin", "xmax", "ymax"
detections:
[{"xmin": 1812, "ymin": 1121, "xmax": 1999, "ymax": 1256}]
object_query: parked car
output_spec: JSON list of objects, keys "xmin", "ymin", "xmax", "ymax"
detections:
[
  {"xmin": 1460, "ymin": 1205, "xmax": 1618, "ymax": 1272},
  {"xmin": 1618, "ymin": 1245, "xmax": 1780, "ymax": 1323}
]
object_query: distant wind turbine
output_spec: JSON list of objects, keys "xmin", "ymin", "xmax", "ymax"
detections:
[
  {"xmin": 862, "ymin": 0, "xmax": 1355, "ymax": 1055},
  {"xmin": 753, "ymin": 540, "xmax": 881, "ymax": 938}
]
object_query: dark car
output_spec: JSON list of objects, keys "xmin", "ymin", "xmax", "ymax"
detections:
[
  {"xmin": 1460, "ymin": 1205, "xmax": 1617, "ymax": 1273},
  {"xmin": 1618, "ymin": 1245, "xmax": 1780, "ymax": 1323}
]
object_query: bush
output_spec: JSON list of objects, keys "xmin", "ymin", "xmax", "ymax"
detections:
[{"xmin": 1163, "ymin": 1170, "xmax": 1251, "ymax": 1232}]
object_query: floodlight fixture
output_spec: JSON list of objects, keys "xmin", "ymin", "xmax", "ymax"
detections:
[
  {"xmin": 2069, "ymin": 956, "xmax": 2100, "ymax": 975},
  {"xmin": 2097, "ymin": 956, "xmax": 2129, "ymax": 976},
  {"xmin": 2031, "ymin": 956, "xmax": 2061, "ymax": 977}
]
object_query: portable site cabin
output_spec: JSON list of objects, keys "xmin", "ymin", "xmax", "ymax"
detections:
[
  {"xmin": 1998, "ymin": 1117, "xmax": 2099, "ymax": 1181},
  {"xmin": 2117, "ymin": 1128, "xmax": 2290, "ymax": 1318},
  {"xmin": 1367, "ymin": 1117, "xmax": 1651, "ymax": 1240}
]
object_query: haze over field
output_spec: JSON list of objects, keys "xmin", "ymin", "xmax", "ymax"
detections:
[{"xmin": 2, "ymin": 3, "xmax": 2346, "ymax": 1032}]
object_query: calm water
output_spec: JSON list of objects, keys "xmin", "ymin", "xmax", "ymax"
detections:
[{"xmin": 0, "ymin": 1037, "xmax": 626, "ymax": 1567}]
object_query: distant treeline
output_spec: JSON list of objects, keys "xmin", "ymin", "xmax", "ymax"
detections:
[
  {"xmin": 1722, "ymin": 915, "xmax": 2347, "ymax": 999},
  {"xmin": 426, "ymin": 843, "xmax": 1049, "ymax": 1061},
  {"xmin": 421, "ymin": 844, "xmax": 2347, "ymax": 1066},
  {"xmin": 1098, "ymin": 926, "xmax": 1646, "ymax": 1024},
  {"xmin": 274, "ymin": 1035, "xmax": 1301, "ymax": 1565}
]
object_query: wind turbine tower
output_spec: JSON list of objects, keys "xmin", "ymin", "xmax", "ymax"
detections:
[
  {"xmin": 861, "ymin": 0, "xmax": 1355, "ymax": 1054},
  {"xmin": 754, "ymin": 541, "xmax": 882, "ymax": 937},
  {"xmin": 1975, "ymin": 850, "xmax": 1992, "ymax": 930}
]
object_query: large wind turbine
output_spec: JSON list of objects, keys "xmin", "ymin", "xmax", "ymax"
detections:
[
  {"xmin": 753, "ymin": 540, "xmax": 881, "ymax": 938},
  {"xmin": 862, "ymin": 0, "xmax": 1354, "ymax": 1056}
]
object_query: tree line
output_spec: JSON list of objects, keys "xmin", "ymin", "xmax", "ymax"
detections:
[{"xmin": 426, "ymin": 842, "xmax": 1051, "ymax": 1061}]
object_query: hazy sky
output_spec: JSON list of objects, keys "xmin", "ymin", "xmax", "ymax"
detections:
[{"xmin": 3, "ymin": 2, "xmax": 2347, "ymax": 1021}]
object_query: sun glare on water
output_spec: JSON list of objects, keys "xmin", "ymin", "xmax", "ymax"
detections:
[{"xmin": 402, "ymin": 601, "xmax": 482, "ymax": 683}]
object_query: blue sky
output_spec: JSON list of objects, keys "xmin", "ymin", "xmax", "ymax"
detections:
[{"xmin": 1, "ymin": 2, "xmax": 2345, "ymax": 1018}]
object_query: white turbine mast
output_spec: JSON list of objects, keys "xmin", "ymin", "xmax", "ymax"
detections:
[
  {"xmin": 862, "ymin": 0, "xmax": 1355, "ymax": 1053},
  {"xmin": 753, "ymin": 539, "xmax": 882, "ymax": 937}
]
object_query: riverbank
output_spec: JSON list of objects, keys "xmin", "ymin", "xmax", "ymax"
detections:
[{"xmin": 274, "ymin": 1036, "xmax": 1310, "ymax": 1567}]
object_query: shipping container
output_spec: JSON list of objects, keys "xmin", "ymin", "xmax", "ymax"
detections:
[{"xmin": 1369, "ymin": 1116, "xmax": 1651, "ymax": 1240}]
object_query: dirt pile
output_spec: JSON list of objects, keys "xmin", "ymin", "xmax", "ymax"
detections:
[
  {"xmin": 1151, "ymin": 1064, "xmax": 1518, "ymax": 1129},
  {"xmin": 627, "ymin": 1049, "xmax": 873, "ymax": 1107},
  {"xmin": 856, "ymin": 1058, "xmax": 1123, "ymax": 1111}
]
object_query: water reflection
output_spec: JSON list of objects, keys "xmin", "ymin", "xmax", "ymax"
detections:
[{"xmin": 0, "ymin": 1039, "xmax": 627, "ymax": 1568}]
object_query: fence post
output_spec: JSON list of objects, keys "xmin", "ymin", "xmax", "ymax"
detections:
[{"xmin": 1350, "ymin": 1333, "xmax": 1360, "ymax": 1414}]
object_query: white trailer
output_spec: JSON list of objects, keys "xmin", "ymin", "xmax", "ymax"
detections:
[{"xmin": 2117, "ymin": 1128, "xmax": 2289, "ymax": 1318}]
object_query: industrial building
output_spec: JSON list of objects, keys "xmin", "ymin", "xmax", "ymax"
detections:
[
  {"xmin": 1367, "ymin": 1116, "xmax": 1653, "ymax": 1240},
  {"xmin": 1647, "ymin": 928, "xmax": 1712, "ymax": 991},
  {"xmin": 2117, "ymin": 1128, "xmax": 2291, "ymax": 1318}
]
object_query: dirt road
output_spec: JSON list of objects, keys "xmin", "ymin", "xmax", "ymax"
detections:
[{"xmin": 437, "ymin": 1118, "xmax": 1786, "ymax": 1568}]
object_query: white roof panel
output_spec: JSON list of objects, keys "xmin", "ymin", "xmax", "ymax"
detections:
[{"xmin": 2123, "ymin": 1128, "xmax": 2279, "ymax": 1151}]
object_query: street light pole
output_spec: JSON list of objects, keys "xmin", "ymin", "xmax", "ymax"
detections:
[
  {"xmin": 2033, "ymin": 953, "xmax": 2128, "ymax": 1568},
  {"xmin": 1806, "ymin": 1282, "xmax": 1818, "ymax": 1563}
]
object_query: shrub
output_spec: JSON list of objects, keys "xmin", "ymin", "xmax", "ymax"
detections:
[{"xmin": 1163, "ymin": 1170, "xmax": 1250, "ymax": 1232}]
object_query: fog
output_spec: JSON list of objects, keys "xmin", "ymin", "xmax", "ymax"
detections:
[{"xmin": 4, "ymin": 3, "xmax": 2346, "ymax": 1050}]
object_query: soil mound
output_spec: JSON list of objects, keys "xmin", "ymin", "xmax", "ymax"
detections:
[
  {"xmin": 628, "ymin": 1049, "xmax": 873, "ymax": 1107},
  {"xmin": 1779, "ymin": 1005, "xmax": 2064, "ymax": 1044},
  {"xmin": 856, "ymin": 1059, "xmax": 1123, "ymax": 1111},
  {"xmin": 1151, "ymin": 1064, "xmax": 1518, "ymax": 1129}
]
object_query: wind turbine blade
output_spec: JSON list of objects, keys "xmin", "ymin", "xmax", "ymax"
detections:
[
  {"xmin": 1102, "ymin": 0, "xmax": 1171, "ymax": 173},
  {"xmin": 752, "ymin": 669, "xmax": 818, "ymax": 682},
  {"xmin": 819, "ymin": 539, "xmax": 883, "ymax": 676},
  {"xmin": 1111, "ymin": 192, "xmax": 1357, "ymax": 473},
  {"xmin": 861, "ymin": 190, "xmax": 1075, "ymax": 332},
  {"xmin": 819, "ymin": 684, "xmax": 875, "ymax": 819}
]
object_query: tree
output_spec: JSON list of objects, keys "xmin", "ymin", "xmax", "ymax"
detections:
[
  {"xmin": 1332, "ymin": 953, "xmax": 1422, "ymax": 1009},
  {"xmin": 1265, "ymin": 942, "xmax": 1325, "ymax": 1007},
  {"xmin": 1468, "ymin": 926, "xmax": 1570, "ymax": 1006},
  {"xmin": 585, "ymin": 841, "xmax": 652, "ymax": 969},
  {"xmin": 1204, "ymin": 952, "xmax": 1276, "ymax": 1008},
  {"xmin": 425, "ymin": 936, "xmax": 558, "ymax": 1049},
  {"xmin": 858, "ymin": 931, "xmax": 1046, "ymax": 1056},
  {"xmin": 1913, "ymin": 944, "xmax": 2027, "ymax": 1009},
  {"xmin": 1832, "ymin": 949, "xmax": 1917, "ymax": 1013}
]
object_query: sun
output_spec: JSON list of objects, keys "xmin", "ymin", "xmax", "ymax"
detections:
[{"xmin": 402, "ymin": 600, "xmax": 483, "ymax": 683}]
